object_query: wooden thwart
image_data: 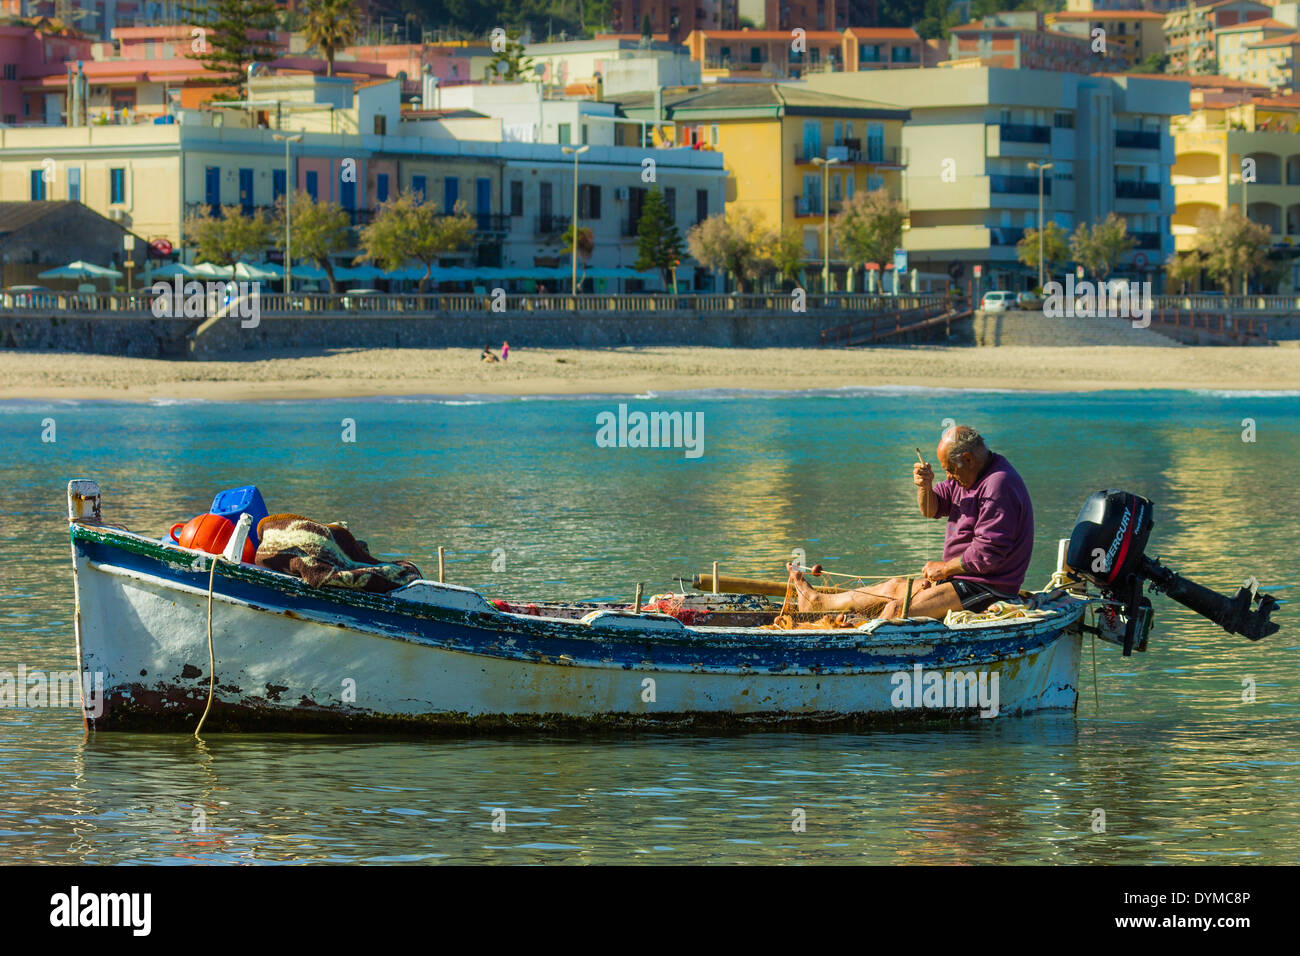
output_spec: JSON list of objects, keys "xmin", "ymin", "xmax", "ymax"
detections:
[{"xmin": 692, "ymin": 571, "xmax": 844, "ymax": 598}]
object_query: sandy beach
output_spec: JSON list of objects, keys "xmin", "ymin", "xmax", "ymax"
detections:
[{"xmin": 1, "ymin": 345, "xmax": 1297, "ymax": 401}]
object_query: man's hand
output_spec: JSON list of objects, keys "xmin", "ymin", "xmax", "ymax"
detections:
[
  {"xmin": 923, "ymin": 560, "xmax": 955, "ymax": 583},
  {"xmin": 913, "ymin": 461, "xmax": 934, "ymax": 488}
]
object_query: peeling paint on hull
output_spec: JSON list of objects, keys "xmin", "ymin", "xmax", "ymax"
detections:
[{"xmin": 71, "ymin": 524, "xmax": 1086, "ymax": 733}]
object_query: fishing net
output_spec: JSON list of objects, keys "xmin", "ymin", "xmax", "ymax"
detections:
[{"xmin": 763, "ymin": 566, "xmax": 901, "ymax": 630}]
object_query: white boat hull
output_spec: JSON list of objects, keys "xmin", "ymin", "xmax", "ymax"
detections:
[{"xmin": 71, "ymin": 521, "xmax": 1086, "ymax": 732}]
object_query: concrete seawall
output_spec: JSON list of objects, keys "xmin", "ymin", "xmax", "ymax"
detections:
[
  {"xmin": 0, "ymin": 309, "xmax": 908, "ymax": 358},
  {"xmin": 0, "ymin": 315, "xmax": 197, "ymax": 358}
]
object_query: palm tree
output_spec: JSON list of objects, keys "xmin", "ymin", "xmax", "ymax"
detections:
[{"xmin": 302, "ymin": 0, "xmax": 360, "ymax": 78}]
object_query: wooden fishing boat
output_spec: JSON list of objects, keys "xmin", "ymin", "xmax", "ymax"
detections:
[{"xmin": 65, "ymin": 480, "xmax": 1278, "ymax": 732}]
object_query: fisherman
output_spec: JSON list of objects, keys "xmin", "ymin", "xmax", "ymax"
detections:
[{"xmin": 787, "ymin": 425, "xmax": 1034, "ymax": 620}]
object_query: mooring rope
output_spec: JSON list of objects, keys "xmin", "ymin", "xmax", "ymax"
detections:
[{"xmin": 194, "ymin": 556, "xmax": 218, "ymax": 739}]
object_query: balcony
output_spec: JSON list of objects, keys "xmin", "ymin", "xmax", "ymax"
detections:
[
  {"xmin": 990, "ymin": 174, "xmax": 1049, "ymax": 196},
  {"xmin": 1115, "ymin": 181, "xmax": 1160, "ymax": 200},
  {"xmin": 475, "ymin": 212, "xmax": 510, "ymax": 233},
  {"xmin": 795, "ymin": 142, "xmax": 902, "ymax": 165},
  {"xmin": 1115, "ymin": 129, "xmax": 1161, "ymax": 150},
  {"xmin": 793, "ymin": 196, "xmax": 845, "ymax": 217},
  {"xmin": 999, "ymin": 123, "xmax": 1051, "ymax": 144},
  {"xmin": 535, "ymin": 214, "xmax": 571, "ymax": 236}
]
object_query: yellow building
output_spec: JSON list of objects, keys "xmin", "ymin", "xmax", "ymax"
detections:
[
  {"xmin": 1214, "ymin": 19, "xmax": 1296, "ymax": 88},
  {"xmin": 1045, "ymin": 11, "xmax": 1168, "ymax": 68},
  {"xmin": 612, "ymin": 83, "xmax": 908, "ymax": 286},
  {"xmin": 1171, "ymin": 97, "xmax": 1300, "ymax": 260}
]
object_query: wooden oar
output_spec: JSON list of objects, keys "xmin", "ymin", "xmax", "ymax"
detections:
[{"xmin": 691, "ymin": 571, "xmax": 844, "ymax": 597}]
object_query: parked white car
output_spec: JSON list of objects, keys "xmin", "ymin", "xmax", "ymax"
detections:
[{"xmin": 980, "ymin": 290, "xmax": 1017, "ymax": 312}]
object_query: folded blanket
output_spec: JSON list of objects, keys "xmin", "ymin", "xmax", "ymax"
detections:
[{"xmin": 255, "ymin": 513, "xmax": 422, "ymax": 593}]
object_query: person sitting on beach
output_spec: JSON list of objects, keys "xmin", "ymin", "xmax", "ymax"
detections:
[
  {"xmin": 481, "ymin": 344, "xmax": 499, "ymax": 363},
  {"xmin": 786, "ymin": 425, "xmax": 1034, "ymax": 621}
]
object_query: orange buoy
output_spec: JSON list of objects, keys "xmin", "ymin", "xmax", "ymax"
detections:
[{"xmin": 169, "ymin": 513, "xmax": 255, "ymax": 563}]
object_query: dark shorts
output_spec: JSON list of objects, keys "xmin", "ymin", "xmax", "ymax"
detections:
[{"xmin": 950, "ymin": 579, "xmax": 1019, "ymax": 613}]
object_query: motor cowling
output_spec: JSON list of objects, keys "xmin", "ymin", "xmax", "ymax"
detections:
[{"xmin": 1067, "ymin": 490, "xmax": 1153, "ymax": 588}]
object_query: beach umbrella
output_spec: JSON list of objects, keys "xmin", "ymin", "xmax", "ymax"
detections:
[
  {"xmin": 143, "ymin": 262, "xmax": 195, "ymax": 279},
  {"xmin": 234, "ymin": 261, "xmax": 283, "ymax": 281},
  {"xmin": 37, "ymin": 260, "xmax": 124, "ymax": 280},
  {"xmin": 189, "ymin": 262, "xmax": 234, "ymax": 279}
]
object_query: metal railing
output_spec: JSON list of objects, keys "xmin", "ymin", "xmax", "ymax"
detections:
[
  {"xmin": 0, "ymin": 291, "xmax": 952, "ymax": 317},
  {"xmin": 990, "ymin": 174, "xmax": 1047, "ymax": 196},
  {"xmin": 1115, "ymin": 181, "xmax": 1160, "ymax": 200},
  {"xmin": 998, "ymin": 123, "xmax": 1051, "ymax": 145},
  {"xmin": 1115, "ymin": 130, "xmax": 1161, "ymax": 150}
]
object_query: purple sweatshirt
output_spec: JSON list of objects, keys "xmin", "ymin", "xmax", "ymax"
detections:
[{"xmin": 930, "ymin": 452, "xmax": 1034, "ymax": 594}]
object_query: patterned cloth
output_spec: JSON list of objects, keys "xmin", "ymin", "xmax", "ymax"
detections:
[{"xmin": 255, "ymin": 514, "xmax": 422, "ymax": 593}]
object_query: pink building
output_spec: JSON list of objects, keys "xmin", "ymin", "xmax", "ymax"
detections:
[
  {"xmin": 344, "ymin": 44, "xmax": 477, "ymax": 94},
  {"xmin": 0, "ymin": 21, "xmax": 93, "ymax": 125}
]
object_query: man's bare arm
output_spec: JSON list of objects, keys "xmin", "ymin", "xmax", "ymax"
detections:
[{"xmin": 914, "ymin": 462, "xmax": 939, "ymax": 517}]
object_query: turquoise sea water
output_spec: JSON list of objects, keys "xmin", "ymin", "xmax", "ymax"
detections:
[{"xmin": 0, "ymin": 387, "xmax": 1297, "ymax": 864}]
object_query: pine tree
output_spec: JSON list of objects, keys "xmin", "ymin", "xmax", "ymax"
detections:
[
  {"xmin": 183, "ymin": 0, "xmax": 280, "ymax": 99},
  {"xmin": 634, "ymin": 189, "xmax": 685, "ymax": 290}
]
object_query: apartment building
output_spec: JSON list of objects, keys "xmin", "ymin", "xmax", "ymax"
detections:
[
  {"xmin": 609, "ymin": 0, "xmax": 740, "ymax": 40},
  {"xmin": 806, "ymin": 66, "xmax": 1189, "ymax": 289},
  {"xmin": 612, "ymin": 82, "xmax": 907, "ymax": 284},
  {"xmin": 946, "ymin": 11, "xmax": 1127, "ymax": 73},
  {"xmin": 685, "ymin": 26, "xmax": 921, "ymax": 80},
  {"xmin": 762, "ymin": 0, "xmax": 881, "ymax": 30},
  {"xmin": 0, "ymin": 76, "xmax": 726, "ymax": 290},
  {"xmin": 1163, "ymin": 0, "xmax": 1271, "ymax": 75},
  {"xmin": 1172, "ymin": 95, "xmax": 1300, "ymax": 289},
  {"xmin": 1045, "ymin": 11, "xmax": 1168, "ymax": 67}
]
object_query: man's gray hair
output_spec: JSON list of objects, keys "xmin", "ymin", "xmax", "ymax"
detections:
[{"xmin": 944, "ymin": 425, "xmax": 987, "ymax": 460}]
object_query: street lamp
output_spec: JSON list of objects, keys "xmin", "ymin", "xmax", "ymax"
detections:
[
  {"xmin": 1027, "ymin": 161, "xmax": 1053, "ymax": 291},
  {"xmin": 273, "ymin": 133, "xmax": 303, "ymax": 297},
  {"xmin": 562, "ymin": 144, "xmax": 590, "ymax": 294},
  {"xmin": 811, "ymin": 156, "xmax": 840, "ymax": 293}
]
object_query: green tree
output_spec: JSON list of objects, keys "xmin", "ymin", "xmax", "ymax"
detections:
[
  {"xmin": 832, "ymin": 189, "xmax": 906, "ymax": 272},
  {"xmin": 633, "ymin": 188, "xmax": 685, "ymax": 290},
  {"xmin": 686, "ymin": 208, "xmax": 772, "ymax": 294},
  {"xmin": 767, "ymin": 227, "xmax": 807, "ymax": 290},
  {"xmin": 488, "ymin": 29, "xmax": 535, "ymax": 81},
  {"xmin": 183, "ymin": 0, "xmax": 280, "ymax": 99},
  {"xmin": 1070, "ymin": 213, "xmax": 1137, "ymax": 281},
  {"xmin": 640, "ymin": 13, "xmax": 652, "ymax": 39},
  {"xmin": 358, "ymin": 192, "xmax": 476, "ymax": 292},
  {"xmin": 1163, "ymin": 249, "xmax": 1204, "ymax": 293},
  {"xmin": 559, "ymin": 224, "xmax": 594, "ymax": 289},
  {"xmin": 1016, "ymin": 221, "xmax": 1070, "ymax": 283},
  {"xmin": 302, "ymin": 0, "xmax": 361, "ymax": 78},
  {"xmin": 277, "ymin": 191, "xmax": 352, "ymax": 293},
  {"xmin": 1193, "ymin": 207, "xmax": 1272, "ymax": 293},
  {"xmin": 184, "ymin": 205, "xmax": 273, "ymax": 265}
]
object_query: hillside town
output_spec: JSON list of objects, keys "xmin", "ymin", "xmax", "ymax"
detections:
[{"xmin": 0, "ymin": 0, "xmax": 1296, "ymax": 297}]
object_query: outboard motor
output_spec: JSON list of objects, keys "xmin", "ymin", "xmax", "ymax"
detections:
[{"xmin": 1067, "ymin": 490, "xmax": 1279, "ymax": 656}]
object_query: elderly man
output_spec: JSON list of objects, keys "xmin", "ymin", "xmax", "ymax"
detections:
[{"xmin": 787, "ymin": 425, "xmax": 1034, "ymax": 620}]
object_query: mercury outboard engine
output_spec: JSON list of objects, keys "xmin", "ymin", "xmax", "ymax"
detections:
[{"xmin": 1067, "ymin": 490, "xmax": 1279, "ymax": 656}]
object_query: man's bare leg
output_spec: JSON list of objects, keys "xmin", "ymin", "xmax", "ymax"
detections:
[
  {"xmin": 786, "ymin": 565, "xmax": 905, "ymax": 614},
  {"xmin": 877, "ymin": 581, "xmax": 963, "ymax": 620}
]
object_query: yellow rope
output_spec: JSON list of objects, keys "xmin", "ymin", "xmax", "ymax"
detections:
[{"xmin": 194, "ymin": 557, "xmax": 218, "ymax": 739}]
